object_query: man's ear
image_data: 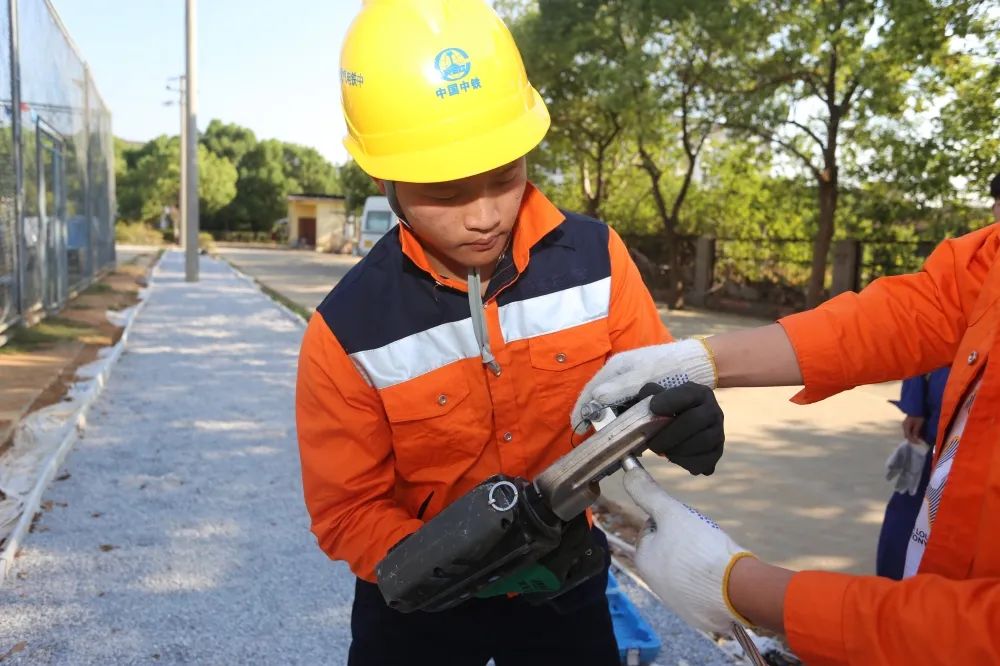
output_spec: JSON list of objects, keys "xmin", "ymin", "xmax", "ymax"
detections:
[{"xmin": 373, "ymin": 178, "xmax": 386, "ymax": 195}]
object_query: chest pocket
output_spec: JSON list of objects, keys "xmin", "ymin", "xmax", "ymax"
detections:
[
  {"xmin": 380, "ymin": 361, "xmax": 491, "ymax": 482},
  {"xmin": 527, "ymin": 323, "xmax": 612, "ymax": 431}
]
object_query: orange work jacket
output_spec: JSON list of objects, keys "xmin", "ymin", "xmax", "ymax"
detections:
[
  {"xmin": 778, "ymin": 223, "xmax": 1000, "ymax": 664},
  {"xmin": 296, "ymin": 184, "xmax": 671, "ymax": 580}
]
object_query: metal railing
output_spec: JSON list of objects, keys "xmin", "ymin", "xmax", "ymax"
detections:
[{"xmin": 620, "ymin": 231, "xmax": 945, "ymax": 312}]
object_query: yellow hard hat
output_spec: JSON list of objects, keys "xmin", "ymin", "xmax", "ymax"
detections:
[{"xmin": 340, "ymin": 0, "xmax": 550, "ymax": 183}]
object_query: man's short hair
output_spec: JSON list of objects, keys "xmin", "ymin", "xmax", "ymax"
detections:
[{"xmin": 991, "ymin": 173, "xmax": 1000, "ymax": 200}]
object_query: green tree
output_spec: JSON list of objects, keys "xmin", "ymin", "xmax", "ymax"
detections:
[
  {"xmin": 865, "ymin": 53, "xmax": 999, "ymax": 217},
  {"xmin": 627, "ymin": 9, "xmax": 731, "ymax": 307},
  {"xmin": 339, "ymin": 159, "xmax": 380, "ymax": 217},
  {"xmin": 510, "ymin": 0, "xmax": 732, "ymax": 306},
  {"xmin": 116, "ymin": 135, "xmax": 176, "ymax": 222},
  {"xmin": 720, "ymin": 0, "xmax": 993, "ymax": 307},
  {"xmin": 201, "ymin": 120, "xmax": 257, "ymax": 165},
  {"xmin": 116, "ymin": 135, "xmax": 237, "ymax": 225},
  {"xmin": 511, "ymin": 0, "xmax": 634, "ymax": 220},
  {"xmin": 226, "ymin": 140, "xmax": 289, "ymax": 231},
  {"xmin": 283, "ymin": 142, "xmax": 340, "ymax": 195},
  {"xmin": 198, "ymin": 146, "xmax": 238, "ymax": 217}
]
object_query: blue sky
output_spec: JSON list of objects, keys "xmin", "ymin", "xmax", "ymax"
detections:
[{"xmin": 52, "ymin": 0, "xmax": 362, "ymax": 165}]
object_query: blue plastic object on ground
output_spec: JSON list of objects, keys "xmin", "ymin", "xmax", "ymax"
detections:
[{"xmin": 608, "ymin": 572, "xmax": 662, "ymax": 665}]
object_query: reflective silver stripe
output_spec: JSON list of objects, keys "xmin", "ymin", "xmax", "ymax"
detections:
[
  {"xmin": 350, "ymin": 277, "xmax": 611, "ymax": 389},
  {"xmin": 350, "ymin": 318, "xmax": 479, "ymax": 390},
  {"xmin": 499, "ymin": 277, "xmax": 610, "ymax": 343}
]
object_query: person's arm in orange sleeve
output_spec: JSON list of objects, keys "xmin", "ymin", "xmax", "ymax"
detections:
[
  {"xmin": 623, "ymin": 463, "xmax": 1000, "ymax": 666},
  {"xmin": 779, "ymin": 568, "xmax": 1000, "ymax": 665},
  {"xmin": 769, "ymin": 236, "xmax": 977, "ymax": 403},
  {"xmin": 709, "ymin": 226, "xmax": 998, "ymax": 398},
  {"xmin": 606, "ymin": 226, "xmax": 673, "ymax": 350},
  {"xmin": 296, "ymin": 314, "xmax": 423, "ymax": 581},
  {"xmin": 575, "ymin": 226, "xmax": 998, "ymax": 418}
]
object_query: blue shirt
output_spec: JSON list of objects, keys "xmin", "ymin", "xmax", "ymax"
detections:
[{"xmin": 892, "ymin": 367, "xmax": 950, "ymax": 446}]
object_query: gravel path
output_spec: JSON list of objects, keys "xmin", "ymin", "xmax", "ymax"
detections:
[{"xmin": 0, "ymin": 250, "xmax": 729, "ymax": 665}]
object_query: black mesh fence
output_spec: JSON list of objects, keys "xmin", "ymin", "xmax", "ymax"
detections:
[{"xmin": 0, "ymin": 0, "xmax": 114, "ymax": 335}]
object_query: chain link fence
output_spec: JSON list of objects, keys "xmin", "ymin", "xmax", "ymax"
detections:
[{"xmin": 0, "ymin": 0, "xmax": 114, "ymax": 336}]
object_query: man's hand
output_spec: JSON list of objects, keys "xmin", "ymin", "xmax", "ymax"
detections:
[
  {"xmin": 623, "ymin": 464, "xmax": 753, "ymax": 634},
  {"xmin": 571, "ymin": 339, "xmax": 717, "ymax": 432},
  {"xmin": 901, "ymin": 415, "xmax": 926, "ymax": 444},
  {"xmin": 641, "ymin": 382, "xmax": 725, "ymax": 475}
]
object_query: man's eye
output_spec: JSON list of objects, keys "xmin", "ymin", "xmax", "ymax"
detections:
[{"xmin": 427, "ymin": 192, "xmax": 457, "ymax": 201}]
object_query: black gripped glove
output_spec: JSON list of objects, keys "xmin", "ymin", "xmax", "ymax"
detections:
[{"xmin": 638, "ymin": 381, "xmax": 724, "ymax": 475}]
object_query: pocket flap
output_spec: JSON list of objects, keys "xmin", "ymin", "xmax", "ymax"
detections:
[
  {"xmin": 528, "ymin": 329, "xmax": 611, "ymax": 371},
  {"xmin": 380, "ymin": 361, "xmax": 472, "ymax": 423}
]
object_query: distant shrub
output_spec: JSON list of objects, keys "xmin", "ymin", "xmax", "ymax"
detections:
[{"xmin": 115, "ymin": 221, "xmax": 163, "ymax": 246}]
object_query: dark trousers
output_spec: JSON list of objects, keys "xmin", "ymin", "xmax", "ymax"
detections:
[
  {"xmin": 876, "ymin": 451, "xmax": 933, "ymax": 580},
  {"xmin": 348, "ymin": 529, "xmax": 620, "ymax": 666}
]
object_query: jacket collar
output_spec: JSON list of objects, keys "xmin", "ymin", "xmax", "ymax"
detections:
[{"xmin": 398, "ymin": 182, "xmax": 566, "ymax": 293}]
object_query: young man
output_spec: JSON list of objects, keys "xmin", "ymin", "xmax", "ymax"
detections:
[
  {"xmin": 296, "ymin": 2, "xmax": 723, "ymax": 664},
  {"xmin": 574, "ymin": 174, "xmax": 1000, "ymax": 664}
]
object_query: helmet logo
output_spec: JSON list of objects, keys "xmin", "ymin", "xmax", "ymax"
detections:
[{"xmin": 434, "ymin": 48, "xmax": 472, "ymax": 82}]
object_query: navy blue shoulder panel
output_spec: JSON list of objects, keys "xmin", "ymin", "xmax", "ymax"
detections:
[
  {"xmin": 496, "ymin": 211, "xmax": 611, "ymax": 306},
  {"xmin": 317, "ymin": 212, "xmax": 611, "ymax": 354},
  {"xmin": 316, "ymin": 228, "xmax": 470, "ymax": 355}
]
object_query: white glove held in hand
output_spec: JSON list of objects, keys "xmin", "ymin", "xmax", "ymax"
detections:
[
  {"xmin": 572, "ymin": 339, "xmax": 717, "ymax": 431},
  {"xmin": 885, "ymin": 439, "xmax": 930, "ymax": 496},
  {"xmin": 624, "ymin": 465, "xmax": 754, "ymax": 634}
]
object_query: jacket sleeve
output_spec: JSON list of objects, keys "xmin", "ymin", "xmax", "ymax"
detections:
[
  {"xmin": 894, "ymin": 375, "xmax": 928, "ymax": 417},
  {"xmin": 606, "ymin": 227, "xmax": 673, "ymax": 351},
  {"xmin": 296, "ymin": 314, "xmax": 423, "ymax": 581},
  {"xmin": 785, "ymin": 570, "xmax": 1000, "ymax": 665},
  {"xmin": 778, "ymin": 225, "xmax": 998, "ymax": 404}
]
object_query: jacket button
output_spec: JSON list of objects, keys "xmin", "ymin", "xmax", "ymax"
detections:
[
  {"xmin": 437, "ymin": 394, "xmax": 448, "ymax": 406},
  {"xmin": 968, "ymin": 351, "xmax": 978, "ymax": 365},
  {"xmin": 555, "ymin": 353, "xmax": 567, "ymax": 363},
  {"xmin": 503, "ymin": 432, "xmax": 513, "ymax": 442}
]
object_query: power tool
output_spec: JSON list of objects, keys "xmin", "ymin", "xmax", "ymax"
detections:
[{"xmin": 376, "ymin": 396, "xmax": 668, "ymax": 613}]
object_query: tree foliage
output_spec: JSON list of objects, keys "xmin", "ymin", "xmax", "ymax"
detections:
[
  {"xmin": 202, "ymin": 120, "xmax": 257, "ymax": 166},
  {"xmin": 339, "ymin": 159, "xmax": 380, "ymax": 217},
  {"xmin": 117, "ymin": 121, "xmax": 342, "ymax": 234},
  {"xmin": 117, "ymin": 136, "xmax": 237, "ymax": 223},
  {"xmin": 503, "ymin": 0, "xmax": 998, "ymax": 306},
  {"xmin": 712, "ymin": 0, "xmax": 996, "ymax": 305}
]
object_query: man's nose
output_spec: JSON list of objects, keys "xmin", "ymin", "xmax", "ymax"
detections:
[{"xmin": 464, "ymin": 196, "xmax": 502, "ymax": 232}]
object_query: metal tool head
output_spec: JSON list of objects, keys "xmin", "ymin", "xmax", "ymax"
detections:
[{"xmin": 533, "ymin": 397, "xmax": 670, "ymax": 521}]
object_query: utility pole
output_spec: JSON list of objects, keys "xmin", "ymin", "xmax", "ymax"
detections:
[
  {"xmin": 165, "ymin": 76, "xmax": 185, "ymax": 247},
  {"xmin": 185, "ymin": 0, "xmax": 199, "ymax": 281}
]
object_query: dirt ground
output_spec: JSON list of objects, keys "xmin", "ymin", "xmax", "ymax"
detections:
[{"xmin": 0, "ymin": 251, "xmax": 160, "ymax": 457}]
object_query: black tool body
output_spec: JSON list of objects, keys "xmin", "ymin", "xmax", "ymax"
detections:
[{"xmin": 377, "ymin": 475, "xmax": 563, "ymax": 613}]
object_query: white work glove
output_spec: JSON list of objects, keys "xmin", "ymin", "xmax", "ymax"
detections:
[
  {"xmin": 571, "ymin": 339, "xmax": 717, "ymax": 433},
  {"xmin": 624, "ymin": 464, "xmax": 754, "ymax": 634},
  {"xmin": 885, "ymin": 439, "xmax": 930, "ymax": 496}
]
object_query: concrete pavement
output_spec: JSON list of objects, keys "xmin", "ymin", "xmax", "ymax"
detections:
[
  {"xmin": 115, "ymin": 244, "xmax": 160, "ymax": 268},
  {"xmin": 222, "ymin": 245, "xmax": 905, "ymax": 575},
  {"xmin": 215, "ymin": 245, "xmax": 360, "ymax": 313}
]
